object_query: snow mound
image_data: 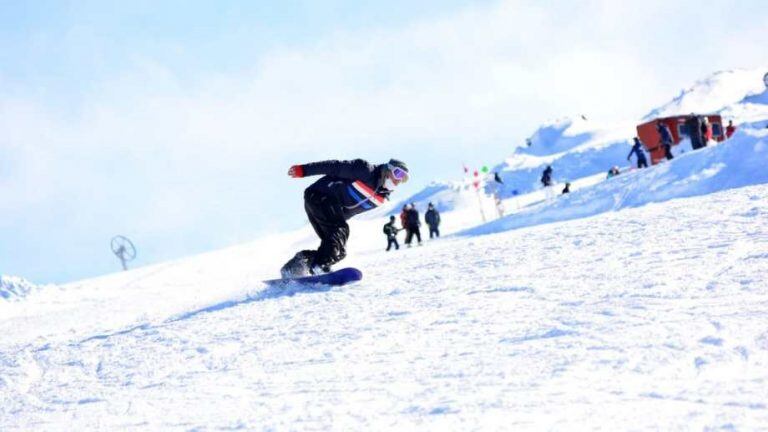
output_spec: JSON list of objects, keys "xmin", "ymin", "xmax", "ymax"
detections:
[
  {"xmin": 462, "ymin": 128, "xmax": 768, "ymax": 236},
  {"xmin": 0, "ymin": 275, "xmax": 46, "ymax": 301},
  {"xmin": 645, "ymin": 68, "xmax": 768, "ymax": 119},
  {"xmin": 519, "ymin": 117, "xmax": 595, "ymax": 157},
  {"xmin": 489, "ymin": 119, "xmax": 635, "ymax": 198}
]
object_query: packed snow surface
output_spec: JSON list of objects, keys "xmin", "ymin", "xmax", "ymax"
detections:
[{"xmin": 2, "ymin": 183, "xmax": 768, "ymax": 430}]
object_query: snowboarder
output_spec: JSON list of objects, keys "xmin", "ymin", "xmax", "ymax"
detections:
[
  {"xmin": 281, "ymin": 159, "xmax": 409, "ymax": 278},
  {"xmin": 627, "ymin": 137, "xmax": 649, "ymax": 169},
  {"xmin": 424, "ymin": 203, "xmax": 441, "ymax": 239},
  {"xmin": 541, "ymin": 165, "xmax": 553, "ymax": 187},
  {"xmin": 383, "ymin": 215, "xmax": 401, "ymax": 251},
  {"xmin": 657, "ymin": 121, "xmax": 674, "ymax": 160},
  {"xmin": 726, "ymin": 120, "xmax": 736, "ymax": 139},
  {"xmin": 404, "ymin": 203, "xmax": 422, "ymax": 246}
]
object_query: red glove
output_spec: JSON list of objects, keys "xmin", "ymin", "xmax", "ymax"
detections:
[{"xmin": 288, "ymin": 165, "xmax": 304, "ymax": 178}]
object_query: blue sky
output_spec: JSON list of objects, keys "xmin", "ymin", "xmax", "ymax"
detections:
[{"xmin": 2, "ymin": 0, "xmax": 768, "ymax": 283}]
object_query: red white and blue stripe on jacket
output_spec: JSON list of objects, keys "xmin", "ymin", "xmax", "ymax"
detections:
[{"xmin": 346, "ymin": 180, "xmax": 386, "ymax": 210}]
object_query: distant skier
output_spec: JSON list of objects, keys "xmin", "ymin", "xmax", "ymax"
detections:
[
  {"xmin": 404, "ymin": 203, "xmax": 422, "ymax": 246},
  {"xmin": 607, "ymin": 166, "xmax": 621, "ymax": 179},
  {"xmin": 282, "ymin": 159, "xmax": 409, "ymax": 277},
  {"xmin": 627, "ymin": 137, "xmax": 649, "ymax": 169},
  {"xmin": 725, "ymin": 120, "xmax": 736, "ymax": 139},
  {"xmin": 657, "ymin": 121, "xmax": 674, "ymax": 160},
  {"xmin": 425, "ymin": 203, "xmax": 441, "ymax": 239},
  {"xmin": 561, "ymin": 182, "xmax": 571, "ymax": 194},
  {"xmin": 684, "ymin": 115, "xmax": 703, "ymax": 150},
  {"xmin": 383, "ymin": 215, "xmax": 401, "ymax": 251},
  {"xmin": 541, "ymin": 165, "xmax": 553, "ymax": 187},
  {"xmin": 399, "ymin": 204, "xmax": 410, "ymax": 242}
]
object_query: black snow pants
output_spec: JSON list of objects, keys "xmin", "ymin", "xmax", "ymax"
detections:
[
  {"xmin": 304, "ymin": 190, "xmax": 350, "ymax": 268},
  {"xmin": 386, "ymin": 236, "xmax": 399, "ymax": 251},
  {"xmin": 428, "ymin": 225, "xmax": 440, "ymax": 238},
  {"xmin": 405, "ymin": 226, "xmax": 422, "ymax": 244},
  {"xmin": 663, "ymin": 142, "xmax": 674, "ymax": 160},
  {"xmin": 637, "ymin": 156, "xmax": 648, "ymax": 169}
]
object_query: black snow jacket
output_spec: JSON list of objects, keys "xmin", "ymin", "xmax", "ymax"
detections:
[
  {"xmin": 627, "ymin": 141, "xmax": 647, "ymax": 161},
  {"xmin": 383, "ymin": 221, "xmax": 398, "ymax": 237},
  {"xmin": 425, "ymin": 209, "xmax": 441, "ymax": 228},
  {"xmin": 302, "ymin": 159, "xmax": 391, "ymax": 220},
  {"xmin": 541, "ymin": 166, "xmax": 553, "ymax": 187},
  {"xmin": 405, "ymin": 208, "xmax": 421, "ymax": 228},
  {"xmin": 657, "ymin": 123, "xmax": 673, "ymax": 144}
]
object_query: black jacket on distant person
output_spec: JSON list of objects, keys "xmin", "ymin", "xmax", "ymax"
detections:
[
  {"xmin": 684, "ymin": 117, "xmax": 703, "ymax": 149},
  {"xmin": 405, "ymin": 208, "xmax": 421, "ymax": 229},
  {"xmin": 541, "ymin": 166, "xmax": 553, "ymax": 187},
  {"xmin": 657, "ymin": 122, "xmax": 674, "ymax": 144},
  {"xmin": 383, "ymin": 220, "xmax": 399, "ymax": 238},
  {"xmin": 628, "ymin": 139, "xmax": 648, "ymax": 168},
  {"xmin": 425, "ymin": 208, "xmax": 440, "ymax": 228},
  {"xmin": 404, "ymin": 207, "xmax": 422, "ymax": 244}
]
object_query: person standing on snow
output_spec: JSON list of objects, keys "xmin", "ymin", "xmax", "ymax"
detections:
[
  {"xmin": 726, "ymin": 120, "xmax": 736, "ymax": 139},
  {"xmin": 657, "ymin": 121, "xmax": 674, "ymax": 160},
  {"xmin": 627, "ymin": 137, "xmax": 649, "ymax": 169},
  {"xmin": 541, "ymin": 165, "xmax": 553, "ymax": 187},
  {"xmin": 383, "ymin": 215, "xmax": 401, "ymax": 251},
  {"xmin": 561, "ymin": 182, "xmax": 571, "ymax": 194},
  {"xmin": 399, "ymin": 204, "xmax": 410, "ymax": 243},
  {"xmin": 684, "ymin": 115, "xmax": 703, "ymax": 150},
  {"xmin": 405, "ymin": 203, "xmax": 422, "ymax": 246},
  {"xmin": 282, "ymin": 159, "xmax": 410, "ymax": 277},
  {"xmin": 424, "ymin": 202, "xmax": 441, "ymax": 239}
]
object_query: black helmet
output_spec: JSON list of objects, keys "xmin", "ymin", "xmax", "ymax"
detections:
[{"xmin": 388, "ymin": 159, "xmax": 408, "ymax": 173}]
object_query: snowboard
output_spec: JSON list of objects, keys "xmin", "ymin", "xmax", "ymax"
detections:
[{"xmin": 264, "ymin": 267, "xmax": 363, "ymax": 287}]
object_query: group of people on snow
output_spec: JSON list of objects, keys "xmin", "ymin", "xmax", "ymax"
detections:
[
  {"xmin": 383, "ymin": 202, "xmax": 441, "ymax": 251},
  {"xmin": 621, "ymin": 116, "xmax": 738, "ymax": 175},
  {"xmin": 538, "ymin": 116, "xmax": 740, "ymax": 198}
]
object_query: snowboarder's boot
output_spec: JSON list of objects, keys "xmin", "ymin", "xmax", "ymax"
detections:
[
  {"xmin": 280, "ymin": 250, "xmax": 316, "ymax": 279},
  {"xmin": 309, "ymin": 263, "xmax": 331, "ymax": 276}
]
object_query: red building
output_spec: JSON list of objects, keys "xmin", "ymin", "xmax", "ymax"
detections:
[{"xmin": 636, "ymin": 114, "xmax": 724, "ymax": 165}]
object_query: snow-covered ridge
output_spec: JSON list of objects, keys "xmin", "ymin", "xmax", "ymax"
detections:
[
  {"xmin": 400, "ymin": 67, "xmax": 768, "ymax": 210},
  {"xmin": 0, "ymin": 275, "xmax": 48, "ymax": 301},
  {"xmin": 645, "ymin": 67, "xmax": 768, "ymax": 120}
]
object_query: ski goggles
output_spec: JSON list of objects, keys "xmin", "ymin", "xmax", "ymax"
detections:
[{"xmin": 388, "ymin": 165, "xmax": 409, "ymax": 183}]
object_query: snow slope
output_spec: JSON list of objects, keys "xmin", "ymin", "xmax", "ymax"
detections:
[
  {"xmin": 463, "ymin": 127, "xmax": 768, "ymax": 236},
  {"xmin": 0, "ymin": 276, "xmax": 49, "ymax": 302},
  {"xmin": 1, "ymin": 184, "xmax": 767, "ymax": 430},
  {"xmin": 2, "ymin": 68, "xmax": 768, "ymax": 430}
]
